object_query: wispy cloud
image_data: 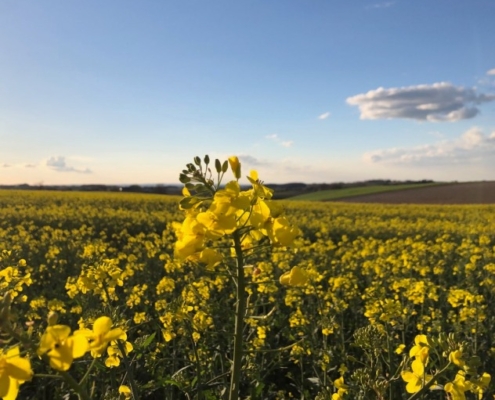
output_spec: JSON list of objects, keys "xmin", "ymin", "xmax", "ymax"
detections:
[
  {"xmin": 318, "ymin": 112, "xmax": 331, "ymax": 120},
  {"xmin": 347, "ymin": 82, "xmax": 495, "ymax": 122},
  {"xmin": 46, "ymin": 156, "xmax": 92, "ymax": 173},
  {"xmin": 25, "ymin": 164, "xmax": 36, "ymax": 168},
  {"xmin": 367, "ymin": 1, "xmax": 395, "ymax": 9},
  {"xmin": 265, "ymin": 134, "xmax": 294, "ymax": 147},
  {"xmin": 2, "ymin": 163, "xmax": 11, "ymax": 168},
  {"xmin": 487, "ymin": 68, "xmax": 495, "ymax": 76},
  {"xmin": 239, "ymin": 155, "xmax": 271, "ymax": 167},
  {"xmin": 363, "ymin": 127, "xmax": 495, "ymax": 166}
]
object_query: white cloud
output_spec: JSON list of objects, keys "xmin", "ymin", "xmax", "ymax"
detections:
[
  {"xmin": 347, "ymin": 82, "xmax": 495, "ymax": 122},
  {"xmin": 318, "ymin": 112, "xmax": 331, "ymax": 120},
  {"xmin": 363, "ymin": 127, "xmax": 495, "ymax": 166},
  {"xmin": 367, "ymin": 1, "xmax": 395, "ymax": 9},
  {"xmin": 487, "ymin": 68, "xmax": 495, "ymax": 76},
  {"xmin": 265, "ymin": 134, "xmax": 294, "ymax": 147},
  {"xmin": 46, "ymin": 156, "xmax": 92, "ymax": 174}
]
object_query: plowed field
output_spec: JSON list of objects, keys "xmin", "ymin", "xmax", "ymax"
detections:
[{"xmin": 333, "ymin": 181, "xmax": 495, "ymax": 204}]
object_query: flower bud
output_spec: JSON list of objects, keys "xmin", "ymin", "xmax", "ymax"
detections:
[
  {"xmin": 228, "ymin": 156, "xmax": 241, "ymax": 180},
  {"xmin": 47, "ymin": 311, "xmax": 58, "ymax": 326}
]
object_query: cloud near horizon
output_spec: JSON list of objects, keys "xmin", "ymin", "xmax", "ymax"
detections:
[
  {"xmin": 265, "ymin": 134, "xmax": 293, "ymax": 147},
  {"xmin": 363, "ymin": 127, "xmax": 495, "ymax": 166},
  {"xmin": 46, "ymin": 156, "xmax": 92, "ymax": 174},
  {"xmin": 347, "ymin": 82, "xmax": 495, "ymax": 122}
]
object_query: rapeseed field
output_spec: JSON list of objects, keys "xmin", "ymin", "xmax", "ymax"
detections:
[{"xmin": 1, "ymin": 157, "xmax": 494, "ymax": 399}]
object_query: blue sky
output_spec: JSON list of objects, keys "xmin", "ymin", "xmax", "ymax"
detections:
[{"xmin": 1, "ymin": 0, "xmax": 495, "ymax": 185}]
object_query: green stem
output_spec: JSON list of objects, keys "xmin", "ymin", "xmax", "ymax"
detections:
[
  {"xmin": 78, "ymin": 358, "xmax": 97, "ymax": 386},
  {"xmin": 228, "ymin": 230, "xmax": 246, "ymax": 400},
  {"xmin": 385, "ymin": 324, "xmax": 393, "ymax": 400},
  {"xmin": 57, "ymin": 368, "xmax": 92, "ymax": 400},
  {"xmin": 117, "ymin": 340, "xmax": 140, "ymax": 400},
  {"xmin": 34, "ymin": 374, "xmax": 63, "ymax": 379}
]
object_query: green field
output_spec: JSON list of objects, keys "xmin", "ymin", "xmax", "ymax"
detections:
[{"xmin": 287, "ymin": 182, "xmax": 441, "ymax": 201}]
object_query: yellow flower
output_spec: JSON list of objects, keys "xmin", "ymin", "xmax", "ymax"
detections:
[
  {"xmin": 409, "ymin": 334, "xmax": 430, "ymax": 363},
  {"xmin": 444, "ymin": 372, "xmax": 472, "ymax": 400},
  {"xmin": 90, "ymin": 317, "xmax": 126, "ymax": 357},
  {"xmin": 118, "ymin": 385, "xmax": 132, "ymax": 399},
  {"xmin": 77, "ymin": 317, "xmax": 126, "ymax": 358},
  {"xmin": 0, "ymin": 346, "xmax": 33, "ymax": 400},
  {"xmin": 38, "ymin": 325, "xmax": 88, "ymax": 371},
  {"xmin": 228, "ymin": 156, "xmax": 241, "ymax": 180},
  {"xmin": 105, "ymin": 337, "xmax": 133, "ymax": 368},
  {"xmin": 449, "ymin": 350, "xmax": 465, "ymax": 368},
  {"xmin": 401, "ymin": 358, "xmax": 433, "ymax": 393},
  {"xmin": 247, "ymin": 170, "xmax": 273, "ymax": 199},
  {"xmin": 271, "ymin": 217, "xmax": 299, "ymax": 247},
  {"xmin": 199, "ymin": 248, "xmax": 223, "ymax": 269},
  {"xmin": 196, "ymin": 210, "xmax": 237, "ymax": 235},
  {"xmin": 332, "ymin": 376, "xmax": 348, "ymax": 399},
  {"xmin": 280, "ymin": 266, "xmax": 308, "ymax": 286},
  {"xmin": 395, "ymin": 344, "xmax": 406, "ymax": 354}
]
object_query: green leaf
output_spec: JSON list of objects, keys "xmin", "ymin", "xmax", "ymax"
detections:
[
  {"xmin": 179, "ymin": 196, "xmax": 201, "ymax": 209},
  {"xmin": 140, "ymin": 332, "xmax": 156, "ymax": 349},
  {"xmin": 204, "ymin": 155, "xmax": 210, "ymax": 165},
  {"xmin": 194, "ymin": 156, "xmax": 201, "ymax": 166}
]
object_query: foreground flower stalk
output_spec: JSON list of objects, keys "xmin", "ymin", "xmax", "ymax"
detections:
[
  {"xmin": 175, "ymin": 155, "xmax": 302, "ymax": 400},
  {"xmin": 228, "ymin": 230, "xmax": 246, "ymax": 400}
]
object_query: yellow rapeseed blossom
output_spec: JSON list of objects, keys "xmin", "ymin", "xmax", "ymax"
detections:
[
  {"xmin": 38, "ymin": 325, "xmax": 89, "ymax": 371},
  {"xmin": 401, "ymin": 359, "xmax": 433, "ymax": 393},
  {"xmin": 280, "ymin": 266, "xmax": 308, "ymax": 287},
  {"xmin": 77, "ymin": 316, "xmax": 125, "ymax": 358},
  {"xmin": 0, "ymin": 346, "xmax": 33, "ymax": 400}
]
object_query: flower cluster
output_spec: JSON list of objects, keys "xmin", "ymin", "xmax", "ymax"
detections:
[{"xmin": 174, "ymin": 156, "xmax": 300, "ymax": 265}]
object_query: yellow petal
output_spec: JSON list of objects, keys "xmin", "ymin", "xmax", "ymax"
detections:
[
  {"xmin": 279, "ymin": 271, "xmax": 291, "ymax": 285},
  {"xmin": 6, "ymin": 357, "xmax": 33, "ymax": 382},
  {"xmin": 93, "ymin": 317, "xmax": 112, "ymax": 335},
  {"xmin": 105, "ymin": 355, "xmax": 120, "ymax": 368},
  {"xmin": 288, "ymin": 266, "xmax": 308, "ymax": 286},
  {"xmin": 48, "ymin": 345, "xmax": 74, "ymax": 371},
  {"xmin": 70, "ymin": 334, "xmax": 89, "ymax": 359},
  {"xmin": 119, "ymin": 385, "xmax": 132, "ymax": 399},
  {"xmin": 411, "ymin": 359, "xmax": 425, "ymax": 376},
  {"xmin": 3, "ymin": 376, "xmax": 20, "ymax": 400},
  {"xmin": 0, "ymin": 373, "xmax": 9, "ymax": 398},
  {"xmin": 401, "ymin": 371, "xmax": 415, "ymax": 383},
  {"xmin": 104, "ymin": 328, "xmax": 126, "ymax": 343}
]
